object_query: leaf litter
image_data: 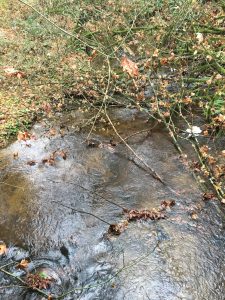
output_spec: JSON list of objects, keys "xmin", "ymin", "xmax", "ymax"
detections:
[
  {"xmin": 25, "ymin": 273, "xmax": 54, "ymax": 290},
  {"xmin": 108, "ymin": 200, "xmax": 175, "ymax": 236}
]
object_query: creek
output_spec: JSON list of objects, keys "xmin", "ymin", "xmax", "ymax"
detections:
[{"xmin": 0, "ymin": 108, "xmax": 224, "ymax": 300}]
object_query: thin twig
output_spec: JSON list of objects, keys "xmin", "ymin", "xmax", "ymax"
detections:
[
  {"xmin": 104, "ymin": 110, "xmax": 164, "ymax": 183},
  {"xmin": 86, "ymin": 56, "xmax": 111, "ymax": 140},
  {"xmin": 48, "ymin": 179, "xmax": 125, "ymax": 210},
  {"xmin": 117, "ymin": 128, "xmax": 155, "ymax": 144},
  {"xmin": 51, "ymin": 200, "xmax": 112, "ymax": 225},
  {"xmin": 0, "ymin": 284, "xmax": 26, "ymax": 289}
]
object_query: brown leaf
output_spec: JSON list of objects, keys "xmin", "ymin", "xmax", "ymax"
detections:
[
  {"xmin": 161, "ymin": 200, "xmax": 176, "ymax": 209},
  {"xmin": 49, "ymin": 128, "xmax": 57, "ymax": 136},
  {"xmin": 88, "ymin": 49, "xmax": 97, "ymax": 61},
  {"xmin": 17, "ymin": 131, "xmax": 31, "ymax": 141},
  {"xmin": 202, "ymin": 192, "xmax": 216, "ymax": 201},
  {"xmin": 160, "ymin": 57, "xmax": 168, "ymax": 65},
  {"xmin": 121, "ymin": 56, "xmax": 139, "ymax": 77},
  {"xmin": 58, "ymin": 150, "xmax": 67, "ymax": 160},
  {"xmin": 42, "ymin": 102, "xmax": 52, "ymax": 114},
  {"xmin": 86, "ymin": 139, "xmax": 101, "ymax": 148},
  {"xmin": 152, "ymin": 49, "xmax": 159, "ymax": 58},
  {"xmin": 42, "ymin": 149, "xmax": 67, "ymax": 165},
  {"xmin": 16, "ymin": 259, "xmax": 29, "ymax": 270},
  {"xmin": 13, "ymin": 152, "xmax": 19, "ymax": 159},
  {"xmin": 108, "ymin": 220, "xmax": 129, "ymax": 235},
  {"xmin": 136, "ymin": 91, "xmax": 145, "ymax": 101},
  {"xmin": 0, "ymin": 242, "xmax": 7, "ymax": 256},
  {"xmin": 27, "ymin": 160, "xmax": 36, "ymax": 166},
  {"xmin": 191, "ymin": 212, "xmax": 198, "ymax": 220},
  {"xmin": 25, "ymin": 273, "xmax": 53, "ymax": 290},
  {"xmin": 3, "ymin": 66, "xmax": 26, "ymax": 78},
  {"xmin": 125, "ymin": 209, "xmax": 166, "ymax": 221}
]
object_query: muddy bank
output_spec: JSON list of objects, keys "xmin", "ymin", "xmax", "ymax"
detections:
[{"xmin": 0, "ymin": 108, "xmax": 224, "ymax": 299}]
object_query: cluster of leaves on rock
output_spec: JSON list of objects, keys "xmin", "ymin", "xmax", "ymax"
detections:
[
  {"xmin": 109, "ymin": 200, "xmax": 175, "ymax": 235},
  {"xmin": 0, "ymin": 248, "xmax": 54, "ymax": 294}
]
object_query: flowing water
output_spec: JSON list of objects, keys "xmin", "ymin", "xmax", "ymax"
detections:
[{"xmin": 0, "ymin": 108, "xmax": 224, "ymax": 300}]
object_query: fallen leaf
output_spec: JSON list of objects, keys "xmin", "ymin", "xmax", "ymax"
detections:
[
  {"xmin": 42, "ymin": 102, "xmax": 52, "ymax": 114},
  {"xmin": 88, "ymin": 49, "xmax": 97, "ymax": 61},
  {"xmin": 16, "ymin": 259, "xmax": 29, "ymax": 270},
  {"xmin": 27, "ymin": 160, "xmax": 36, "ymax": 166},
  {"xmin": 58, "ymin": 150, "xmax": 67, "ymax": 160},
  {"xmin": 3, "ymin": 66, "xmax": 26, "ymax": 78},
  {"xmin": 108, "ymin": 220, "xmax": 129, "ymax": 235},
  {"xmin": 161, "ymin": 200, "xmax": 176, "ymax": 209},
  {"xmin": 202, "ymin": 192, "xmax": 216, "ymax": 201},
  {"xmin": 17, "ymin": 131, "xmax": 31, "ymax": 141},
  {"xmin": 121, "ymin": 56, "xmax": 139, "ymax": 77},
  {"xmin": 215, "ymin": 74, "xmax": 222, "ymax": 80},
  {"xmin": 124, "ymin": 208, "xmax": 166, "ymax": 221},
  {"xmin": 0, "ymin": 242, "xmax": 7, "ymax": 256},
  {"xmin": 136, "ymin": 91, "xmax": 145, "ymax": 101},
  {"xmin": 163, "ymin": 111, "xmax": 170, "ymax": 117},
  {"xmin": 152, "ymin": 48, "xmax": 159, "ymax": 58},
  {"xmin": 206, "ymin": 55, "xmax": 212, "ymax": 61},
  {"xmin": 86, "ymin": 139, "xmax": 101, "ymax": 147},
  {"xmin": 98, "ymin": 142, "xmax": 116, "ymax": 153},
  {"xmin": 160, "ymin": 57, "xmax": 168, "ymax": 65},
  {"xmin": 42, "ymin": 149, "xmax": 67, "ymax": 165},
  {"xmin": 25, "ymin": 273, "xmax": 53, "ymax": 290},
  {"xmin": 13, "ymin": 152, "xmax": 19, "ymax": 159},
  {"xmin": 191, "ymin": 212, "xmax": 198, "ymax": 220},
  {"xmin": 196, "ymin": 32, "xmax": 204, "ymax": 44},
  {"xmin": 49, "ymin": 128, "xmax": 57, "ymax": 136}
]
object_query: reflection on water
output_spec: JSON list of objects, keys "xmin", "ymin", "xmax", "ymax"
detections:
[{"xmin": 0, "ymin": 108, "xmax": 224, "ymax": 299}]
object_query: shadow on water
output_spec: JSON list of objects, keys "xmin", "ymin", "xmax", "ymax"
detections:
[{"xmin": 0, "ymin": 108, "xmax": 224, "ymax": 299}]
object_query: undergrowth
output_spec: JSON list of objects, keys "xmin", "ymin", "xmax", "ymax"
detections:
[{"xmin": 0, "ymin": 0, "xmax": 224, "ymax": 199}]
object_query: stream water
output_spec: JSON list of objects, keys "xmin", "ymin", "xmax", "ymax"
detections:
[{"xmin": 0, "ymin": 108, "xmax": 224, "ymax": 300}]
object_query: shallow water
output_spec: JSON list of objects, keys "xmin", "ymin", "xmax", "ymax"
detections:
[{"xmin": 0, "ymin": 108, "xmax": 224, "ymax": 299}]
